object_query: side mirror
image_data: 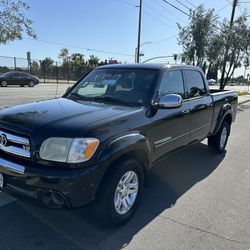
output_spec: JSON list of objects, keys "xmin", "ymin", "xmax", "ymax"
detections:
[{"xmin": 158, "ymin": 94, "xmax": 182, "ymax": 109}]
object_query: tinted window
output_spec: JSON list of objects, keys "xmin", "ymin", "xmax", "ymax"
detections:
[
  {"xmin": 158, "ymin": 70, "xmax": 184, "ymax": 98},
  {"xmin": 72, "ymin": 68, "xmax": 158, "ymax": 105},
  {"xmin": 184, "ymin": 70, "xmax": 206, "ymax": 98},
  {"xmin": 19, "ymin": 72, "xmax": 29, "ymax": 77},
  {"xmin": 2, "ymin": 72, "xmax": 17, "ymax": 77}
]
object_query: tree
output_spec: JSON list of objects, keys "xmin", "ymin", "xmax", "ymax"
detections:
[
  {"xmin": 219, "ymin": 15, "xmax": 250, "ymax": 89},
  {"xmin": 178, "ymin": 5, "xmax": 218, "ymax": 68},
  {"xmin": 71, "ymin": 53, "xmax": 84, "ymax": 66},
  {"xmin": 71, "ymin": 53, "xmax": 85, "ymax": 79},
  {"xmin": 40, "ymin": 58, "xmax": 54, "ymax": 76},
  {"xmin": 30, "ymin": 60, "xmax": 39, "ymax": 75},
  {"xmin": 0, "ymin": 0, "xmax": 36, "ymax": 44},
  {"xmin": 206, "ymin": 34, "xmax": 225, "ymax": 80},
  {"xmin": 58, "ymin": 48, "xmax": 70, "ymax": 62},
  {"xmin": 58, "ymin": 48, "xmax": 71, "ymax": 79},
  {"xmin": 88, "ymin": 55, "xmax": 99, "ymax": 67},
  {"xmin": 243, "ymin": 57, "xmax": 249, "ymax": 79}
]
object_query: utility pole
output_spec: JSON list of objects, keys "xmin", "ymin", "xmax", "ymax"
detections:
[
  {"xmin": 136, "ymin": 0, "xmax": 142, "ymax": 63},
  {"xmin": 220, "ymin": 0, "xmax": 238, "ymax": 89}
]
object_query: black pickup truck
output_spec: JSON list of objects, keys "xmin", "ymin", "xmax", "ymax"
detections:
[{"xmin": 0, "ymin": 64, "xmax": 237, "ymax": 225}]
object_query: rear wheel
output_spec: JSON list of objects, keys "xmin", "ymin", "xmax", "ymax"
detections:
[
  {"xmin": 28, "ymin": 81, "xmax": 35, "ymax": 87},
  {"xmin": 208, "ymin": 121, "xmax": 230, "ymax": 153},
  {"xmin": 96, "ymin": 159, "xmax": 144, "ymax": 226},
  {"xmin": 1, "ymin": 80, "xmax": 8, "ymax": 87}
]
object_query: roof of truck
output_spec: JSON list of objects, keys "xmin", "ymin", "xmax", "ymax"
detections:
[{"xmin": 97, "ymin": 63, "xmax": 202, "ymax": 71}]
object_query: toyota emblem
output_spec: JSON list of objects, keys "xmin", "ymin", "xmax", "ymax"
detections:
[{"xmin": 0, "ymin": 134, "xmax": 8, "ymax": 147}]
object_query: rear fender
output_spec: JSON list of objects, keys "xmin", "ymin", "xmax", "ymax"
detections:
[{"xmin": 213, "ymin": 103, "xmax": 232, "ymax": 135}]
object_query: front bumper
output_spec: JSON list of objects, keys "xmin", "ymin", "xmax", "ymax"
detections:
[{"xmin": 0, "ymin": 158, "xmax": 106, "ymax": 208}]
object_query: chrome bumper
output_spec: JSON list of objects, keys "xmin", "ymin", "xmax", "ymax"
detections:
[{"xmin": 0, "ymin": 158, "xmax": 25, "ymax": 174}]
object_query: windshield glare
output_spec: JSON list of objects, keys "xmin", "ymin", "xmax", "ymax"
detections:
[{"xmin": 70, "ymin": 68, "xmax": 158, "ymax": 105}]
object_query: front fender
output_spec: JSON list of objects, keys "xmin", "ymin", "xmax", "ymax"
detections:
[{"xmin": 99, "ymin": 133, "xmax": 152, "ymax": 170}]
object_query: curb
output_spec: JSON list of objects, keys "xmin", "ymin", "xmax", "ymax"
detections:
[{"xmin": 238, "ymin": 100, "xmax": 250, "ymax": 105}]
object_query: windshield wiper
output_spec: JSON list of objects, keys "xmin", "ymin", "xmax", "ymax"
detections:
[
  {"xmin": 68, "ymin": 92, "xmax": 92, "ymax": 101},
  {"xmin": 68, "ymin": 93, "xmax": 139, "ymax": 106},
  {"xmin": 92, "ymin": 96, "xmax": 138, "ymax": 106}
]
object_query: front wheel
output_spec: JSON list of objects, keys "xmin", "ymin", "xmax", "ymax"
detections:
[
  {"xmin": 96, "ymin": 159, "xmax": 144, "ymax": 226},
  {"xmin": 208, "ymin": 121, "xmax": 230, "ymax": 153}
]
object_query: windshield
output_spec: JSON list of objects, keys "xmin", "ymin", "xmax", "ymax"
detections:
[{"xmin": 68, "ymin": 68, "xmax": 158, "ymax": 106}]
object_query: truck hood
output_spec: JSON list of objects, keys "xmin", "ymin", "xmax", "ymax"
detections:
[{"xmin": 0, "ymin": 98, "xmax": 137, "ymax": 136}]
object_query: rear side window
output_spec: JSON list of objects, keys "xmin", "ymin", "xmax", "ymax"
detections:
[
  {"xmin": 184, "ymin": 70, "xmax": 206, "ymax": 98},
  {"xmin": 158, "ymin": 70, "xmax": 185, "ymax": 98}
]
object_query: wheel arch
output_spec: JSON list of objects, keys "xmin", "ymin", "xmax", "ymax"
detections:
[
  {"xmin": 213, "ymin": 104, "xmax": 233, "ymax": 136},
  {"xmin": 96, "ymin": 133, "xmax": 152, "ymax": 192}
]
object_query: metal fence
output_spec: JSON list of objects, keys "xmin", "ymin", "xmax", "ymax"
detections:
[{"xmin": 0, "ymin": 55, "xmax": 97, "ymax": 83}]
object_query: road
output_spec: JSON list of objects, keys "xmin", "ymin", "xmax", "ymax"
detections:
[{"xmin": 0, "ymin": 88, "xmax": 249, "ymax": 249}]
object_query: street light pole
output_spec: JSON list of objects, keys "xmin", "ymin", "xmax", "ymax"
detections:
[
  {"xmin": 136, "ymin": 0, "xmax": 142, "ymax": 63},
  {"xmin": 220, "ymin": 0, "xmax": 238, "ymax": 89},
  {"xmin": 135, "ymin": 41, "xmax": 151, "ymax": 63}
]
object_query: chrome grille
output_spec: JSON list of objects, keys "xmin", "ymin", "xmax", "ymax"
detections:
[{"xmin": 0, "ymin": 129, "xmax": 30, "ymax": 158}]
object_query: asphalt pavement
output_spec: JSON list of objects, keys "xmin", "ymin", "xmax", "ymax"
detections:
[{"xmin": 0, "ymin": 86, "xmax": 249, "ymax": 249}]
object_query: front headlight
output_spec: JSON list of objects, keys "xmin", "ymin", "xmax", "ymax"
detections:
[{"xmin": 40, "ymin": 137, "xmax": 100, "ymax": 163}]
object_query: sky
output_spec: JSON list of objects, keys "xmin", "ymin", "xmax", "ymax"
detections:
[{"xmin": 0, "ymin": 0, "xmax": 249, "ymax": 75}]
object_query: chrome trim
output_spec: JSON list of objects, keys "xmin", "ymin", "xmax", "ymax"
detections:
[
  {"xmin": 0, "ymin": 144, "xmax": 30, "ymax": 158},
  {"xmin": 0, "ymin": 130, "xmax": 29, "ymax": 145},
  {"xmin": 154, "ymin": 132, "xmax": 190, "ymax": 148},
  {"xmin": 110, "ymin": 133, "xmax": 141, "ymax": 145},
  {"xmin": 191, "ymin": 123, "xmax": 210, "ymax": 133},
  {"xmin": 0, "ymin": 158, "xmax": 25, "ymax": 174}
]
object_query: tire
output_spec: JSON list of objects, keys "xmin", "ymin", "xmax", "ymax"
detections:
[
  {"xmin": 208, "ymin": 121, "xmax": 230, "ymax": 154},
  {"xmin": 0, "ymin": 80, "xmax": 8, "ymax": 87},
  {"xmin": 28, "ymin": 81, "xmax": 35, "ymax": 87},
  {"xmin": 96, "ymin": 158, "xmax": 144, "ymax": 226}
]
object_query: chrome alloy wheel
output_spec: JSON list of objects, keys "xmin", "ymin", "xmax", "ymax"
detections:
[
  {"xmin": 220, "ymin": 127, "xmax": 227, "ymax": 149},
  {"xmin": 114, "ymin": 171, "xmax": 139, "ymax": 215}
]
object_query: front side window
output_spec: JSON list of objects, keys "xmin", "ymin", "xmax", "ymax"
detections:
[
  {"xmin": 69, "ymin": 68, "xmax": 158, "ymax": 106},
  {"xmin": 158, "ymin": 70, "xmax": 185, "ymax": 98},
  {"xmin": 184, "ymin": 70, "xmax": 206, "ymax": 98}
]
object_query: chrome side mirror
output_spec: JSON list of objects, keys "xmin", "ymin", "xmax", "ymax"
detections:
[{"xmin": 158, "ymin": 94, "xmax": 182, "ymax": 109}]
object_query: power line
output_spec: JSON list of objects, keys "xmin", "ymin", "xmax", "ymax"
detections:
[
  {"xmin": 23, "ymin": 37, "xmax": 135, "ymax": 57},
  {"xmin": 161, "ymin": 0, "xmax": 190, "ymax": 16},
  {"xmin": 116, "ymin": 0, "xmax": 137, "ymax": 7},
  {"xmin": 215, "ymin": 3, "xmax": 231, "ymax": 13},
  {"xmin": 154, "ymin": 0, "xmax": 187, "ymax": 24},
  {"xmin": 143, "ymin": 1, "xmax": 178, "ymax": 25},
  {"xmin": 175, "ymin": 0, "xmax": 191, "ymax": 10},
  {"xmin": 150, "ymin": 33, "xmax": 178, "ymax": 44},
  {"xmin": 183, "ymin": 0, "xmax": 196, "ymax": 8},
  {"xmin": 143, "ymin": 10, "xmax": 177, "ymax": 30}
]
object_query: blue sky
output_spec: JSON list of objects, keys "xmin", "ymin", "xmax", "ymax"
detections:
[{"xmin": 1, "ymin": 0, "xmax": 249, "ymax": 67}]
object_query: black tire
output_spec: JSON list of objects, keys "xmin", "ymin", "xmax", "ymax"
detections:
[
  {"xmin": 0, "ymin": 80, "xmax": 8, "ymax": 87},
  {"xmin": 28, "ymin": 81, "xmax": 35, "ymax": 87},
  {"xmin": 96, "ymin": 158, "xmax": 144, "ymax": 226},
  {"xmin": 208, "ymin": 121, "xmax": 230, "ymax": 154}
]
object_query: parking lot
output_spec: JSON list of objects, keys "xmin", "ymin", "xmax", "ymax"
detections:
[{"xmin": 0, "ymin": 86, "xmax": 249, "ymax": 249}]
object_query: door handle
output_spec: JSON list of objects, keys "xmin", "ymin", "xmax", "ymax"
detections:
[
  {"xmin": 182, "ymin": 109, "xmax": 190, "ymax": 115},
  {"xmin": 207, "ymin": 103, "xmax": 213, "ymax": 108}
]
